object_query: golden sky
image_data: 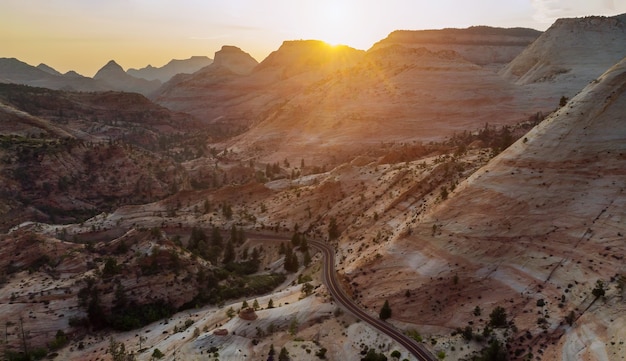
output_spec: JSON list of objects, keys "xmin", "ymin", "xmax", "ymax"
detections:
[{"xmin": 1, "ymin": 0, "xmax": 624, "ymax": 76}]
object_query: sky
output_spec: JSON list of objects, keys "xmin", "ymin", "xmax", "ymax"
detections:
[{"xmin": 1, "ymin": 0, "xmax": 624, "ymax": 77}]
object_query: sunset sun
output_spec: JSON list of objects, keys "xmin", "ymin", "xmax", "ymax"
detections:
[{"xmin": 315, "ymin": 1, "xmax": 359, "ymax": 46}]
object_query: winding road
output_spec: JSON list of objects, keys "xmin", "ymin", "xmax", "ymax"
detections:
[{"xmin": 309, "ymin": 239, "xmax": 436, "ymax": 361}]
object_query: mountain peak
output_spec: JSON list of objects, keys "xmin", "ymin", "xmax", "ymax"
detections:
[
  {"xmin": 212, "ymin": 45, "xmax": 258, "ymax": 75},
  {"xmin": 104, "ymin": 60, "xmax": 124, "ymax": 70},
  {"xmin": 63, "ymin": 70, "xmax": 85, "ymax": 78},
  {"xmin": 0, "ymin": 57, "xmax": 53, "ymax": 82},
  {"xmin": 255, "ymin": 39, "xmax": 364, "ymax": 74},
  {"xmin": 94, "ymin": 60, "xmax": 126, "ymax": 80},
  {"xmin": 36, "ymin": 63, "xmax": 62, "ymax": 76}
]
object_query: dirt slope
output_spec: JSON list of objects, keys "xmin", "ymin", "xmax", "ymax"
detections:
[{"xmin": 354, "ymin": 57, "xmax": 626, "ymax": 360}]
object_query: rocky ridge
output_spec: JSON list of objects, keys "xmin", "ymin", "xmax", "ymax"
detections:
[
  {"xmin": 127, "ymin": 56, "xmax": 213, "ymax": 82},
  {"xmin": 370, "ymin": 26, "xmax": 542, "ymax": 67},
  {"xmin": 501, "ymin": 14, "xmax": 626, "ymax": 89}
]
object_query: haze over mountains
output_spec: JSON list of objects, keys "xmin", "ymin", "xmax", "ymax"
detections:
[
  {"xmin": 0, "ymin": 13, "xmax": 625, "ymax": 361},
  {"xmin": 127, "ymin": 56, "xmax": 213, "ymax": 82},
  {"xmin": 0, "ymin": 56, "xmax": 215, "ymax": 96}
]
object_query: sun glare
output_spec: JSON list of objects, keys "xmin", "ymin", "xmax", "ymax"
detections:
[{"xmin": 317, "ymin": 1, "xmax": 356, "ymax": 46}]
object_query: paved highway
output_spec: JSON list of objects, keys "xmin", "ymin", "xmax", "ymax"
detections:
[{"xmin": 309, "ymin": 240, "xmax": 437, "ymax": 361}]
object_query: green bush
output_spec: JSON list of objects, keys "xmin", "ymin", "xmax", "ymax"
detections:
[
  {"xmin": 49, "ymin": 330, "xmax": 69, "ymax": 350},
  {"xmin": 488, "ymin": 306, "xmax": 508, "ymax": 328}
]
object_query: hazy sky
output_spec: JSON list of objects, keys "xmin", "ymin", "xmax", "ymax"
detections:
[{"xmin": 1, "ymin": 0, "xmax": 624, "ymax": 76}]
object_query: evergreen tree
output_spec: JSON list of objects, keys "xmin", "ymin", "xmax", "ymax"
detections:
[
  {"xmin": 230, "ymin": 224, "xmax": 239, "ymax": 244},
  {"xmin": 284, "ymin": 246, "xmax": 299, "ymax": 273},
  {"xmin": 267, "ymin": 344, "xmax": 276, "ymax": 361},
  {"xmin": 300, "ymin": 236, "xmax": 308, "ymax": 252},
  {"xmin": 223, "ymin": 240, "xmax": 235, "ymax": 264},
  {"xmin": 488, "ymin": 306, "xmax": 508, "ymax": 328},
  {"xmin": 113, "ymin": 282, "xmax": 127, "ymax": 309},
  {"xmin": 189, "ymin": 227, "xmax": 207, "ymax": 249},
  {"xmin": 303, "ymin": 249, "xmax": 312, "ymax": 267},
  {"xmin": 238, "ymin": 227, "xmax": 245, "ymax": 244},
  {"xmin": 211, "ymin": 226, "xmax": 222, "ymax": 247},
  {"xmin": 328, "ymin": 217, "xmax": 339, "ymax": 240},
  {"xmin": 222, "ymin": 203, "xmax": 233, "ymax": 219},
  {"xmin": 592, "ymin": 280, "xmax": 606, "ymax": 299},
  {"xmin": 291, "ymin": 232, "xmax": 301, "ymax": 247},
  {"xmin": 278, "ymin": 347, "xmax": 290, "ymax": 361},
  {"xmin": 379, "ymin": 300, "xmax": 392, "ymax": 320},
  {"xmin": 251, "ymin": 247, "xmax": 260, "ymax": 263}
]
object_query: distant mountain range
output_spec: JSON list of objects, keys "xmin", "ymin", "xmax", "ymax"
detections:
[
  {"xmin": 93, "ymin": 60, "xmax": 161, "ymax": 94},
  {"xmin": 127, "ymin": 56, "xmax": 213, "ymax": 82},
  {"xmin": 0, "ymin": 56, "xmax": 214, "ymax": 96}
]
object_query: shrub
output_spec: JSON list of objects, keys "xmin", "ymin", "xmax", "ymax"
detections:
[
  {"xmin": 316, "ymin": 347, "xmax": 328, "ymax": 359},
  {"xmin": 151, "ymin": 348, "xmax": 164, "ymax": 360},
  {"xmin": 592, "ymin": 280, "xmax": 606, "ymax": 299},
  {"xmin": 488, "ymin": 306, "xmax": 508, "ymax": 328},
  {"xmin": 49, "ymin": 330, "xmax": 69, "ymax": 350}
]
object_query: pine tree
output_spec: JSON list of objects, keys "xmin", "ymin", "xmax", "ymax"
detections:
[
  {"xmin": 223, "ymin": 240, "xmax": 235, "ymax": 264},
  {"xmin": 230, "ymin": 224, "xmax": 239, "ymax": 244},
  {"xmin": 303, "ymin": 249, "xmax": 312, "ymax": 267},
  {"xmin": 328, "ymin": 217, "xmax": 339, "ymax": 240},
  {"xmin": 210, "ymin": 226, "xmax": 222, "ymax": 247},
  {"xmin": 379, "ymin": 300, "xmax": 392, "ymax": 320},
  {"xmin": 278, "ymin": 347, "xmax": 290, "ymax": 361},
  {"xmin": 284, "ymin": 246, "xmax": 298, "ymax": 273},
  {"xmin": 300, "ymin": 236, "xmax": 308, "ymax": 252},
  {"xmin": 291, "ymin": 232, "xmax": 301, "ymax": 247}
]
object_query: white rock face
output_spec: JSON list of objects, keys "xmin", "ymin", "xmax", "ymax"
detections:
[{"xmin": 500, "ymin": 15, "xmax": 626, "ymax": 88}]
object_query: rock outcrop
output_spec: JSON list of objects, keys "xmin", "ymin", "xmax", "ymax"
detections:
[
  {"xmin": 238, "ymin": 307, "xmax": 258, "ymax": 320},
  {"xmin": 211, "ymin": 46, "xmax": 258, "ymax": 75},
  {"xmin": 500, "ymin": 14, "xmax": 626, "ymax": 88},
  {"xmin": 370, "ymin": 26, "xmax": 541, "ymax": 66}
]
